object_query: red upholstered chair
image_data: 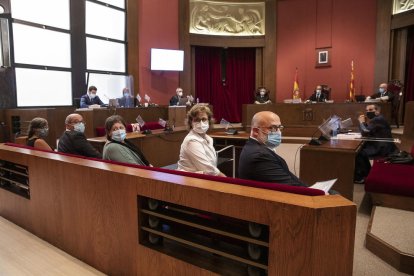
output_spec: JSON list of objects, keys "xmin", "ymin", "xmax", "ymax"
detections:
[
  {"xmin": 95, "ymin": 127, "xmax": 106, "ymax": 137},
  {"xmin": 140, "ymin": 122, "xmax": 164, "ymax": 131}
]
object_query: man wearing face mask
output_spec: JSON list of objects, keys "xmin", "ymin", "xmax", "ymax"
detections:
[
  {"xmin": 169, "ymin": 87, "xmax": 185, "ymax": 106},
  {"xmin": 80, "ymin": 85, "xmax": 104, "ymax": 108},
  {"xmin": 354, "ymin": 104, "xmax": 397, "ymax": 183},
  {"xmin": 102, "ymin": 115, "xmax": 151, "ymax": 165},
  {"xmin": 177, "ymin": 105, "xmax": 226, "ymax": 176},
  {"xmin": 254, "ymin": 87, "xmax": 272, "ymax": 104},
  {"xmin": 365, "ymin": 83, "xmax": 394, "ymax": 102},
  {"xmin": 58, "ymin": 113, "xmax": 102, "ymax": 158},
  {"xmin": 238, "ymin": 111, "xmax": 307, "ymax": 186},
  {"xmin": 307, "ymin": 85, "xmax": 327, "ymax": 102}
]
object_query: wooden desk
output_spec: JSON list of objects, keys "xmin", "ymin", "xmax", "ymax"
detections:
[
  {"xmin": 300, "ymin": 139, "xmax": 363, "ymax": 200},
  {"xmin": 76, "ymin": 106, "xmax": 169, "ymax": 138},
  {"xmin": 88, "ymin": 127, "xmax": 188, "ymax": 167},
  {"xmin": 242, "ymin": 103, "xmax": 392, "ymax": 135}
]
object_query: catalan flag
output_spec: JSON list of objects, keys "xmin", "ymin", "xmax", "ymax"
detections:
[
  {"xmin": 349, "ymin": 61, "xmax": 355, "ymax": 102},
  {"xmin": 293, "ymin": 68, "xmax": 300, "ymax": 99}
]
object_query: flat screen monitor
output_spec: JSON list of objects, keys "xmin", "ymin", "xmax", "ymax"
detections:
[{"xmin": 150, "ymin": 48, "xmax": 184, "ymax": 71}]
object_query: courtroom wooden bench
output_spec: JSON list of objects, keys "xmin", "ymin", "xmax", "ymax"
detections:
[{"xmin": 0, "ymin": 143, "xmax": 356, "ymax": 275}]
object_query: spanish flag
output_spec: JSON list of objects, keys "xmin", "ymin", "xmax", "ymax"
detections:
[
  {"xmin": 293, "ymin": 68, "xmax": 300, "ymax": 99},
  {"xmin": 349, "ymin": 61, "xmax": 355, "ymax": 102}
]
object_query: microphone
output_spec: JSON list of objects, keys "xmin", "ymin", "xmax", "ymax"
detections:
[{"xmin": 220, "ymin": 118, "xmax": 238, "ymax": 135}]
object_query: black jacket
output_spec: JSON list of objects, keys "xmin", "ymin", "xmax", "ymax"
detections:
[
  {"xmin": 238, "ymin": 138, "xmax": 307, "ymax": 187},
  {"xmin": 58, "ymin": 131, "xmax": 102, "ymax": 159},
  {"xmin": 308, "ymin": 92, "xmax": 327, "ymax": 102}
]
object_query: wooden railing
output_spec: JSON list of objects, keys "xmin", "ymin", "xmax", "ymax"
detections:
[{"xmin": 0, "ymin": 144, "xmax": 356, "ymax": 275}]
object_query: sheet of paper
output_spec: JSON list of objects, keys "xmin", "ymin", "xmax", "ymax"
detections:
[{"xmin": 310, "ymin": 178, "xmax": 337, "ymax": 193}]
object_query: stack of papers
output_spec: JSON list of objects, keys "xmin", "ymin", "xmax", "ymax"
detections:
[{"xmin": 310, "ymin": 179, "xmax": 337, "ymax": 194}]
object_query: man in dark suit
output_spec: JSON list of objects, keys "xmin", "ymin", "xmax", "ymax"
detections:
[
  {"xmin": 80, "ymin": 86, "xmax": 104, "ymax": 108},
  {"xmin": 354, "ymin": 104, "xmax": 397, "ymax": 183},
  {"xmin": 169, "ymin": 87, "xmax": 185, "ymax": 106},
  {"xmin": 238, "ymin": 111, "xmax": 307, "ymax": 187},
  {"xmin": 307, "ymin": 85, "xmax": 327, "ymax": 102},
  {"xmin": 58, "ymin": 113, "xmax": 102, "ymax": 158}
]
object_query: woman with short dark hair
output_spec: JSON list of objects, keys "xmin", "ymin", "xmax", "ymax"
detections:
[
  {"xmin": 103, "ymin": 115, "xmax": 151, "ymax": 166},
  {"xmin": 26, "ymin": 117, "xmax": 53, "ymax": 151},
  {"xmin": 177, "ymin": 104, "xmax": 226, "ymax": 176}
]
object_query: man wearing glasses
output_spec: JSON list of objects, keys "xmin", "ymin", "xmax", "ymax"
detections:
[
  {"xmin": 58, "ymin": 113, "xmax": 102, "ymax": 158},
  {"xmin": 238, "ymin": 111, "xmax": 307, "ymax": 187}
]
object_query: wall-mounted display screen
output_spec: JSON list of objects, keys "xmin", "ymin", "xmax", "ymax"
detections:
[{"xmin": 150, "ymin": 48, "xmax": 184, "ymax": 71}]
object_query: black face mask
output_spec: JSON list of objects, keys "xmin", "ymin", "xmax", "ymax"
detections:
[{"xmin": 366, "ymin": 111, "xmax": 376, "ymax": 119}]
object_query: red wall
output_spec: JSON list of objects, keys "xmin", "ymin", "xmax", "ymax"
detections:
[
  {"xmin": 137, "ymin": 0, "xmax": 378, "ymax": 105},
  {"xmin": 138, "ymin": 0, "xmax": 180, "ymax": 105},
  {"xmin": 276, "ymin": 0, "xmax": 377, "ymax": 102}
]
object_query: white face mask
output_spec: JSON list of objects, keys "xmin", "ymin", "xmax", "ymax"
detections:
[
  {"xmin": 193, "ymin": 121, "xmax": 209, "ymax": 134},
  {"xmin": 89, "ymin": 93, "xmax": 96, "ymax": 99},
  {"xmin": 178, "ymin": 92, "xmax": 183, "ymax": 97},
  {"xmin": 316, "ymin": 89, "xmax": 322, "ymax": 94},
  {"xmin": 260, "ymin": 91, "xmax": 265, "ymax": 96}
]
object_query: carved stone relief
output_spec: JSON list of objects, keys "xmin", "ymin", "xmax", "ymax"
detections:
[
  {"xmin": 393, "ymin": 0, "xmax": 414, "ymax": 14},
  {"xmin": 189, "ymin": 0, "xmax": 265, "ymax": 36}
]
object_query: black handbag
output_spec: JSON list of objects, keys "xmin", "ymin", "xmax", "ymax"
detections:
[{"xmin": 386, "ymin": 151, "xmax": 413, "ymax": 164}]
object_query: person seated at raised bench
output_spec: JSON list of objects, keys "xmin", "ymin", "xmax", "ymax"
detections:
[
  {"xmin": 365, "ymin": 83, "xmax": 394, "ymax": 102},
  {"xmin": 58, "ymin": 113, "xmax": 102, "ymax": 158},
  {"xmin": 80, "ymin": 85, "xmax": 104, "ymax": 108},
  {"xmin": 103, "ymin": 115, "xmax": 151, "ymax": 166},
  {"xmin": 26, "ymin": 117, "xmax": 53, "ymax": 151},
  {"xmin": 238, "ymin": 111, "xmax": 307, "ymax": 187},
  {"xmin": 307, "ymin": 85, "xmax": 327, "ymax": 102},
  {"xmin": 254, "ymin": 87, "xmax": 272, "ymax": 104},
  {"xmin": 177, "ymin": 104, "xmax": 226, "ymax": 177},
  {"xmin": 117, "ymin": 87, "xmax": 135, "ymax": 108},
  {"xmin": 354, "ymin": 104, "xmax": 398, "ymax": 183}
]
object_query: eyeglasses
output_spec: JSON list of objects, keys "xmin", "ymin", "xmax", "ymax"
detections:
[{"xmin": 258, "ymin": 125, "xmax": 284, "ymax": 132}]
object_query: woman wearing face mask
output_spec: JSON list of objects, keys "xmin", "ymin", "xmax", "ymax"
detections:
[
  {"xmin": 177, "ymin": 105, "xmax": 226, "ymax": 177},
  {"xmin": 26, "ymin": 117, "xmax": 53, "ymax": 151},
  {"xmin": 254, "ymin": 87, "xmax": 272, "ymax": 104},
  {"xmin": 102, "ymin": 115, "xmax": 151, "ymax": 166}
]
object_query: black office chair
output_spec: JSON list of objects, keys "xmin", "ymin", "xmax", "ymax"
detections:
[
  {"xmin": 320, "ymin": 84, "xmax": 331, "ymax": 100},
  {"xmin": 74, "ymin": 98, "xmax": 81, "ymax": 108},
  {"xmin": 387, "ymin": 80, "xmax": 404, "ymax": 128}
]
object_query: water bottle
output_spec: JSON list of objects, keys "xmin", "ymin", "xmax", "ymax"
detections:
[{"xmin": 196, "ymin": 98, "xmax": 199, "ymax": 104}]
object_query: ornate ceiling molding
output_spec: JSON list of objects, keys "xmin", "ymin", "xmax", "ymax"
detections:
[
  {"xmin": 393, "ymin": 0, "xmax": 414, "ymax": 14},
  {"xmin": 189, "ymin": 0, "xmax": 265, "ymax": 36}
]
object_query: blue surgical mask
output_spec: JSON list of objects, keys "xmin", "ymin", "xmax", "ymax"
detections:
[
  {"xmin": 112, "ymin": 129, "xmax": 127, "ymax": 142},
  {"xmin": 379, "ymin": 88, "xmax": 385, "ymax": 93},
  {"xmin": 38, "ymin": 128, "xmax": 49, "ymax": 138},
  {"xmin": 265, "ymin": 132, "xmax": 282, "ymax": 148},
  {"xmin": 74, "ymin": 122, "xmax": 85, "ymax": 133},
  {"xmin": 89, "ymin": 93, "xmax": 96, "ymax": 99},
  {"xmin": 123, "ymin": 93, "xmax": 129, "ymax": 97}
]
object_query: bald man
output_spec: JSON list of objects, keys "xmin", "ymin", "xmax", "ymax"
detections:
[
  {"xmin": 58, "ymin": 113, "xmax": 102, "ymax": 158},
  {"xmin": 238, "ymin": 111, "xmax": 307, "ymax": 187},
  {"xmin": 366, "ymin": 83, "xmax": 394, "ymax": 102}
]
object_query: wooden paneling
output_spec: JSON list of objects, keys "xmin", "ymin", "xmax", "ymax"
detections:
[
  {"xmin": 391, "ymin": 9, "xmax": 414, "ymax": 30},
  {"xmin": 374, "ymin": 0, "xmax": 393, "ymax": 86},
  {"xmin": 300, "ymin": 140, "xmax": 363, "ymax": 200},
  {"xmin": 242, "ymin": 103, "xmax": 392, "ymax": 131},
  {"xmin": 4, "ymin": 107, "xmax": 75, "ymax": 148},
  {"xmin": 76, "ymin": 106, "xmax": 169, "ymax": 137},
  {"xmin": 0, "ymin": 144, "xmax": 356, "ymax": 275}
]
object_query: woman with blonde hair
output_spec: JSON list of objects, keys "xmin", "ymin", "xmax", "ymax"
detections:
[{"xmin": 26, "ymin": 117, "xmax": 53, "ymax": 151}]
